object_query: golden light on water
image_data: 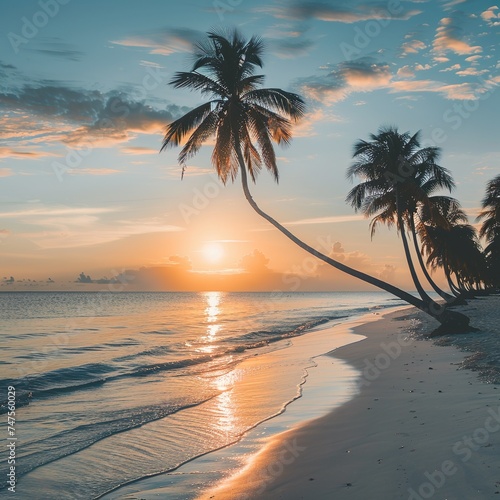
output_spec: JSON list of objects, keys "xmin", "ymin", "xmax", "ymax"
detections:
[
  {"xmin": 213, "ymin": 370, "xmax": 240, "ymax": 436},
  {"xmin": 199, "ymin": 291, "xmax": 222, "ymax": 352}
]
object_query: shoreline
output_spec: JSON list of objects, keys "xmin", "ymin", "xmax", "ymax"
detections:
[
  {"xmin": 197, "ymin": 299, "xmax": 500, "ymax": 500},
  {"xmin": 99, "ymin": 309, "xmax": 404, "ymax": 500}
]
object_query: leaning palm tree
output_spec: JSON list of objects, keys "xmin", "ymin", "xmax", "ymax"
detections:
[
  {"xmin": 477, "ymin": 174, "xmax": 500, "ymax": 288},
  {"xmin": 160, "ymin": 29, "xmax": 470, "ymax": 333},
  {"xmin": 346, "ymin": 127, "xmax": 456, "ymax": 303}
]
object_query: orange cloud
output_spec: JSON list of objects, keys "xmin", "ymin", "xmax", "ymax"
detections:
[
  {"xmin": 390, "ymin": 79, "xmax": 491, "ymax": 100},
  {"xmin": 121, "ymin": 146, "xmax": 158, "ymax": 155},
  {"xmin": 0, "ymin": 147, "xmax": 58, "ymax": 159},
  {"xmin": 433, "ymin": 17, "xmax": 482, "ymax": 57},
  {"xmin": 0, "ymin": 168, "xmax": 13, "ymax": 177},
  {"xmin": 481, "ymin": 6, "xmax": 500, "ymax": 26}
]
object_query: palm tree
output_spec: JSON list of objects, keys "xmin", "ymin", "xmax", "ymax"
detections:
[
  {"xmin": 160, "ymin": 29, "xmax": 470, "ymax": 333},
  {"xmin": 478, "ymin": 174, "xmax": 500, "ymax": 288},
  {"xmin": 417, "ymin": 196, "xmax": 469, "ymax": 302},
  {"xmin": 421, "ymin": 203, "xmax": 486, "ymax": 294},
  {"xmin": 346, "ymin": 127, "xmax": 456, "ymax": 303}
]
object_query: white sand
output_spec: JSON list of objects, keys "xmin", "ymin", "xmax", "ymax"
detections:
[{"xmin": 199, "ymin": 296, "xmax": 500, "ymax": 500}]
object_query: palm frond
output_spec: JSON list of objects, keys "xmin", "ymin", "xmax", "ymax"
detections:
[
  {"xmin": 161, "ymin": 101, "xmax": 214, "ymax": 150},
  {"xmin": 243, "ymin": 88, "xmax": 305, "ymax": 120}
]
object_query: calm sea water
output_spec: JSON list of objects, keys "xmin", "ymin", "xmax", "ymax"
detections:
[{"xmin": 0, "ymin": 291, "xmax": 406, "ymax": 498}]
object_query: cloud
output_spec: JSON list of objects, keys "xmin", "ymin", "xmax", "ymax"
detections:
[
  {"xmin": 239, "ymin": 249, "xmax": 270, "ymax": 273},
  {"xmin": 440, "ymin": 0, "xmax": 467, "ymax": 9},
  {"xmin": 297, "ymin": 57, "xmax": 392, "ymax": 104},
  {"xmin": 121, "ymin": 146, "xmax": 158, "ymax": 155},
  {"xmin": 433, "ymin": 15, "xmax": 483, "ymax": 57},
  {"xmin": 0, "ymin": 84, "xmax": 184, "ymax": 148},
  {"xmin": 439, "ymin": 63, "xmax": 461, "ymax": 72},
  {"xmin": 66, "ymin": 168, "xmax": 121, "ymax": 176},
  {"xmin": 456, "ymin": 67, "xmax": 489, "ymax": 76},
  {"xmin": 0, "ymin": 147, "xmax": 58, "ymax": 160},
  {"xmin": 111, "ymin": 27, "xmax": 203, "ymax": 55},
  {"xmin": 6, "ymin": 205, "xmax": 185, "ymax": 249},
  {"xmin": 397, "ymin": 65, "xmax": 416, "ymax": 78},
  {"xmin": 399, "ymin": 38, "xmax": 427, "ymax": 56},
  {"xmin": 291, "ymin": 108, "xmax": 339, "ymax": 137},
  {"xmin": 285, "ymin": 214, "xmax": 365, "ymax": 225},
  {"xmin": 270, "ymin": 38, "xmax": 316, "ymax": 58},
  {"xmin": 0, "ymin": 207, "xmax": 119, "ymax": 218},
  {"xmin": 0, "ymin": 168, "xmax": 13, "ymax": 177},
  {"xmin": 415, "ymin": 63, "xmax": 431, "ymax": 71},
  {"xmin": 480, "ymin": 6, "xmax": 500, "ymax": 26},
  {"xmin": 30, "ymin": 38, "xmax": 84, "ymax": 61},
  {"xmin": 311, "ymin": 241, "xmax": 401, "ymax": 289},
  {"xmin": 390, "ymin": 79, "xmax": 494, "ymax": 100},
  {"xmin": 262, "ymin": 1, "xmax": 422, "ymax": 23}
]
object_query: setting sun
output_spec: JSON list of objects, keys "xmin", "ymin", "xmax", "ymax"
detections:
[{"xmin": 203, "ymin": 243, "xmax": 225, "ymax": 264}]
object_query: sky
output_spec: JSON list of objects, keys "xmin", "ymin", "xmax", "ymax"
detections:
[{"xmin": 0, "ymin": 0, "xmax": 498, "ymax": 291}]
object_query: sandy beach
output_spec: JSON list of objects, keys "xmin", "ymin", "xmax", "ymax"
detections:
[{"xmin": 198, "ymin": 296, "xmax": 500, "ymax": 500}]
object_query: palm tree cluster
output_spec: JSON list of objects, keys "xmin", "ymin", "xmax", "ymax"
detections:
[
  {"xmin": 161, "ymin": 29, "xmax": 498, "ymax": 334},
  {"xmin": 346, "ymin": 127, "xmax": 498, "ymax": 304},
  {"xmin": 478, "ymin": 174, "xmax": 500, "ymax": 287}
]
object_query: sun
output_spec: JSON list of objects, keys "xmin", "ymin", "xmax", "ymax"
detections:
[{"xmin": 203, "ymin": 242, "xmax": 225, "ymax": 264}]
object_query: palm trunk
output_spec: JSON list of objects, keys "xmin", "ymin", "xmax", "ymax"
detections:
[
  {"xmin": 395, "ymin": 193, "xmax": 434, "ymax": 304},
  {"xmin": 236, "ymin": 150, "xmax": 471, "ymax": 333},
  {"xmin": 409, "ymin": 217, "xmax": 456, "ymax": 303},
  {"xmin": 445, "ymin": 266, "xmax": 461, "ymax": 296}
]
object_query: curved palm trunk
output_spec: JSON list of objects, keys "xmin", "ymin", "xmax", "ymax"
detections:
[
  {"xmin": 446, "ymin": 270, "xmax": 461, "ymax": 297},
  {"xmin": 395, "ymin": 193, "xmax": 434, "ymax": 305},
  {"xmin": 236, "ymin": 150, "xmax": 470, "ymax": 333},
  {"xmin": 409, "ymin": 218, "xmax": 456, "ymax": 303}
]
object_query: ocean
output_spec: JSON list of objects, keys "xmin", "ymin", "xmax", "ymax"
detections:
[{"xmin": 0, "ymin": 291, "xmax": 411, "ymax": 498}]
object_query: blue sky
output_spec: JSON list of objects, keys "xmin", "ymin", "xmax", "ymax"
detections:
[{"xmin": 0, "ymin": 0, "xmax": 498, "ymax": 290}]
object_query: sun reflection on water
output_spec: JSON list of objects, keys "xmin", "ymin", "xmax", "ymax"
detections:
[
  {"xmin": 213, "ymin": 370, "xmax": 241, "ymax": 435},
  {"xmin": 198, "ymin": 291, "xmax": 222, "ymax": 353}
]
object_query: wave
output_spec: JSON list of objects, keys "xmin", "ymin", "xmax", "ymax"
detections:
[
  {"xmin": 0, "ymin": 308, "xmax": 391, "ymax": 411},
  {"xmin": 0, "ymin": 394, "xmax": 221, "ymax": 486}
]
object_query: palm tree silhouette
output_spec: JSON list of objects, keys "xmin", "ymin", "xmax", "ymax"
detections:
[
  {"xmin": 478, "ymin": 174, "xmax": 500, "ymax": 289},
  {"xmin": 421, "ymin": 202, "xmax": 485, "ymax": 294},
  {"xmin": 346, "ymin": 127, "xmax": 456, "ymax": 303},
  {"xmin": 160, "ymin": 29, "xmax": 470, "ymax": 333}
]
